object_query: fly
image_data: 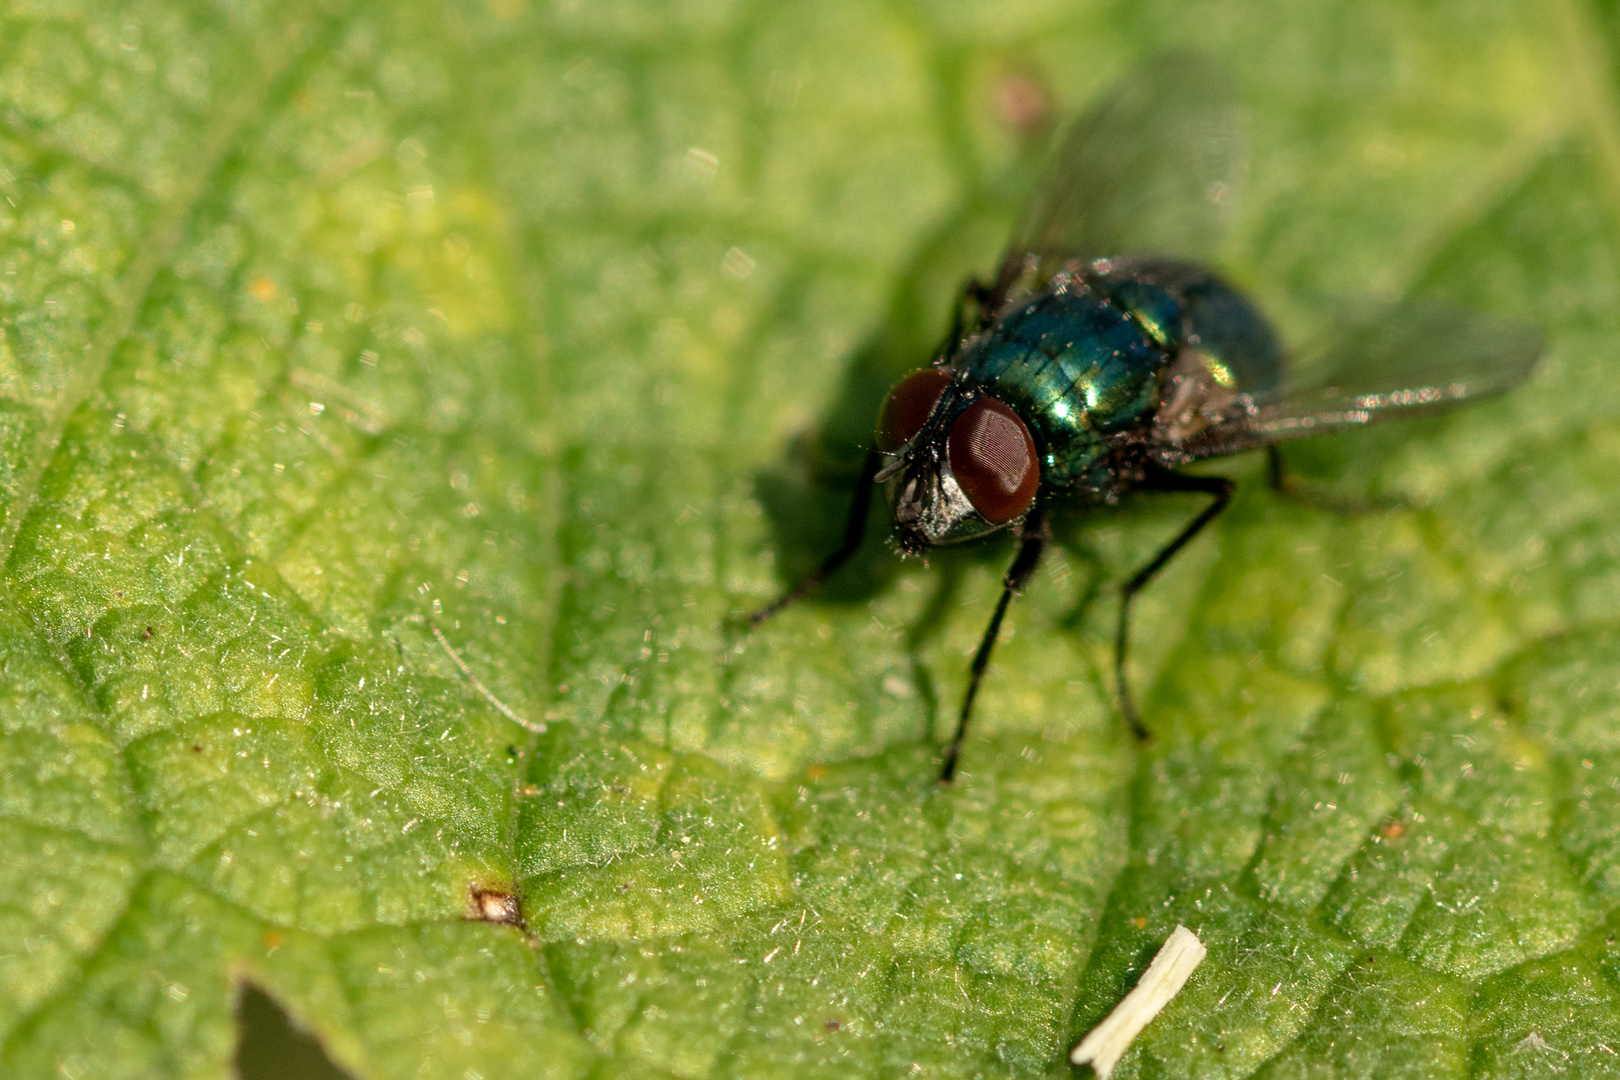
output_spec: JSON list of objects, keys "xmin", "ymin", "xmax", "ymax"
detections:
[{"xmin": 751, "ymin": 53, "xmax": 1542, "ymax": 782}]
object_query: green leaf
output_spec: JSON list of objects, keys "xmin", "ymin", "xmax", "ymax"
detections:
[{"xmin": 1, "ymin": 1, "xmax": 1618, "ymax": 1078}]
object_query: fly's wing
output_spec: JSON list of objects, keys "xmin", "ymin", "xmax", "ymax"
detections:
[
  {"xmin": 992, "ymin": 52, "xmax": 1244, "ymax": 307},
  {"xmin": 1173, "ymin": 301, "xmax": 1543, "ymax": 460}
]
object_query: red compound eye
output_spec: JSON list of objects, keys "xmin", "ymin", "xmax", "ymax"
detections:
[
  {"xmin": 946, "ymin": 398, "xmax": 1039, "ymax": 523},
  {"xmin": 876, "ymin": 368, "xmax": 954, "ymax": 453}
]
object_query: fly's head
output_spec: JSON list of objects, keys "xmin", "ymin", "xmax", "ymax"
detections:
[{"xmin": 873, "ymin": 367, "xmax": 1041, "ymax": 554}]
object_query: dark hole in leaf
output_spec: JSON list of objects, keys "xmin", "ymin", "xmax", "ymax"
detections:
[{"xmin": 234, "ymin": 983, "xmax": 353, "ymax": 1080}]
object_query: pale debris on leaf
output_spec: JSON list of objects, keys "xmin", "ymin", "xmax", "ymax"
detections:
[
  {"xmin": 429, "ymin": 621, "xmax": 545, "ymax": 734},
  {"xmin": 1071, "ymin": 924, "xmax": 1206, "ymax": 1079}
]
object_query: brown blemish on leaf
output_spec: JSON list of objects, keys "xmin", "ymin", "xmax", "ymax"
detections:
[
  {"xmin": 1380, "ymin": 820, "xmax": 1406, "ymax": 840},
  {"xmin": 468, "ymin": 885, "xmax": 524, "ymax": 927}
]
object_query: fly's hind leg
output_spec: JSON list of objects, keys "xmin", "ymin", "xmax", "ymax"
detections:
[
  {"xmin": 1267, "ymin": 445, "xmax": 1406, "ymax": 514},
  {"xmin": 940, "ymin": 507, "xmax": 1047, "ymax": 783},
  {"xmin": 750, "ymin": 449, "xmax": 881, "ymax": 624},
  {"xmin": 1116, "ymin": 469, "xmax": 1233, "ymax": 740}
]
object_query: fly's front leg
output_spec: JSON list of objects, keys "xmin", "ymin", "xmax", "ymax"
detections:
[
  {"xmin": 939, "ymin": 278, "xmax": 994, "ymax": 365},
  {"xmin": 1115, "ymin": 469, "xmax": 1233, "ymax": 740},
  {"xmin": 940, "ymin": 506, "xmax": 1047, "ymax": 783},
  {"xmin": 750, "ymin": 449, "xmax": 881, "ymax": 624}
]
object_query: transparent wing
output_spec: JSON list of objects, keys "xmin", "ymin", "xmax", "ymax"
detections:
[
  {"xmin": 1177, "ymin": 302, "xmax": 1543, "ymax": 459},
  {"xmin": 995, "ymin": 51, "xmax": 1244, "ymax": 304}
]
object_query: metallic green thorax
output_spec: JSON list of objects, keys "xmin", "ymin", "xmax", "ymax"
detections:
[{"xmin": 957, "ymin": 261, "xmax": 1282, "ymax": 496}]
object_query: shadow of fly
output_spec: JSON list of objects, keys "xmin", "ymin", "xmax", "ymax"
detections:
[{"xmin": 750, "ymin": 53, "xmax": 1542, "ymax": 782}]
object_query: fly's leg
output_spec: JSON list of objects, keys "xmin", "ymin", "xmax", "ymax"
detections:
[
  {"xmin": 1267, "ymin": 445, "xmax": 1406, "ymax": 514},
  {"xmin": 939, "ymin": 278, "xmax": 994, "ymax": 364},
  {"xmin": 940, "ymin": 507, "xmax": 1047, "ymax": 783},
  {"xmin": 1116, "ymin": 470, "xmax": 1233, "ymax": 740},
  {"xmin": 1265, "ymin": 445, "xmax": 1288, "ymax": 493},
  {"xmin": 750, "ymin": 449, "xmax": 881, "ymax": 625},
  {"xmin": 1058, "ymin": 542, "xmax": 1107, "ymax": 632}
]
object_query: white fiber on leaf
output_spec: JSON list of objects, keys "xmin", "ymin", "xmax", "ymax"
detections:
[{"xmin": 1071, "ymin": 924, "xmax": 1207, "ymax": 1079}]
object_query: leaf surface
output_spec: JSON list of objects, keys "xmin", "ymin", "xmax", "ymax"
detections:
[{"xmin": 1, "ymin": 1, "xmax": 1619, "ymax": 1078}]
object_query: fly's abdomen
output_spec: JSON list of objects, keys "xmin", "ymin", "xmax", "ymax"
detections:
[
  {"xmin": 1092, "ymin": 261, "xmax": 1283, "ymax": 399},
  {"xmin": 961, "ymin": 288, "xmax": 1167, "ymax": 489}
]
